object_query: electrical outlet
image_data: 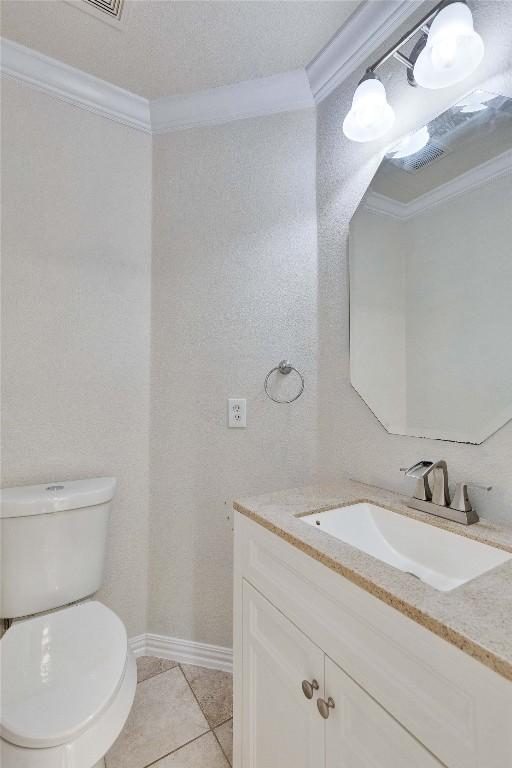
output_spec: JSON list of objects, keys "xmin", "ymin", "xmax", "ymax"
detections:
[{"xmin": 228, "ymin": 398, "xmax": 246, "ymax": 428}]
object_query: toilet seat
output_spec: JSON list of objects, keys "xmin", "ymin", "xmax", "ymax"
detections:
[{"xmin": 1, "ymin": 601, "xmax": 128, "ymax": 750}]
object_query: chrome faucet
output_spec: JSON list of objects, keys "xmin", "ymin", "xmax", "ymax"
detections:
[
  {"xmin": 400, "ymin": 460, "xmax": 489, "ymax": 525},
  {"xmin": 400, "ymin": 460, "xmax": 450, "ymax": 506}
]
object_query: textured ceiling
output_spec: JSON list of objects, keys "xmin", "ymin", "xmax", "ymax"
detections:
[{"xmin": 1, "ymin": 0, "xmax": 360, "ymax": 99}]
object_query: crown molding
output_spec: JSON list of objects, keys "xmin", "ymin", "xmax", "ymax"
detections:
[
  {"xmin": 365, "ymin": 148, "xmax": 512, "ymax": 220},
  {"xmin": 306, "ymin": 0, "xmax": 422, "ymax": 103},
  {"xmin": 3, "ymin": 0, "xmax": 423, "ymax": 135},
  {"xmin": 364, "ymin": 190, "xmax": 407, "ymax": 218},
  {"xmin": 150, "ymin": 69, "xmax": 314, "ymax": 134},
  {"xmin": 3, "ymin": 0, "xmax": 424, "ymax": 134},
  {"xmin": 1, "ymin": 38, "xmax": 313, "ymax": 134},
  {"xmin": 0, "ymin": 38, "xmax": 151, "ymax": 132}
]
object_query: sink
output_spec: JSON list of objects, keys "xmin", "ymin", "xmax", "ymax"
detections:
[{"xmin": 302, "ymin": 502, "xmax": 512, "ymax": 591}]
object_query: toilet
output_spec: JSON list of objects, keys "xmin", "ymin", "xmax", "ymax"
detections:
[{"xmin": 0, "ymin": 477, "xmax": 136, "ymax": 768}]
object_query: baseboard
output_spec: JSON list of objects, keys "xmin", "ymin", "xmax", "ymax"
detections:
[
  {"xmin": 128, "ymin": 633, "xmax": 146, "ymax": 657},
  {"xmin": 128, "ymin": 632, "xmax": 233, "ymax": 673}
]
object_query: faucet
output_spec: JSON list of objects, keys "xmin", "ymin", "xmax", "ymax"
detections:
[
  {"xmin": 400, "ymin": 460, "xmax": 450, "ymax": 506},
  {"xmin": 400, "ymin": 460, "xmax": 487, "ymax": 525}
]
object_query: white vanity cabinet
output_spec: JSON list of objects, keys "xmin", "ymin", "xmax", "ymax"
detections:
[
  {"xmin": 234, "ymin": 513, "xmax": 512, "ymax": 768},
  {"xmin": 242, "ymin": 580, "xmax": 441, "ymax": 768}
]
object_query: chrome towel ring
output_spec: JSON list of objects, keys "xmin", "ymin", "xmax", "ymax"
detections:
[{"xmin": 264, "ymin": 360, "xmax": 305, "ymax": 404}]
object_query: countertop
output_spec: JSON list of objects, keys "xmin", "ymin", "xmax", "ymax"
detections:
[{"xmin": 233, "ymin": 479, "xmax": 512, "ymax": 682}]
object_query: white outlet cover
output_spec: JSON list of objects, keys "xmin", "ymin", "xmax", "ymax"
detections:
[{"xmin": 228, "ymin": 398, "xmax": 247, "ymax": 428}]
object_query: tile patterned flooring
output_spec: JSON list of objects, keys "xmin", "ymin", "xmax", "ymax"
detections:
[{"xmin": 106, "ymin": 656, "xmax": 233, "ymax": 768}]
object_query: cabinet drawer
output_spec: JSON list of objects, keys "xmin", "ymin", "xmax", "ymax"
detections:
[{"xmin": 235, "ymin": 513, "xmax": 512, "ymax": 768}]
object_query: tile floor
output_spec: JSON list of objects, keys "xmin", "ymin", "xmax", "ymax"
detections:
[{"xmin": 106, "ymin": 656, "xmax": 233, "ymax": 768}]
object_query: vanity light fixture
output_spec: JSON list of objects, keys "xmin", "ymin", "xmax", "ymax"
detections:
[{"xmin": 343, "ymin": 0, "xmax": 485, "ymax": 143}]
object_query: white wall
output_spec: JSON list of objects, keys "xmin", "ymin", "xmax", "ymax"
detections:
[
  {"xmin": 149, "ymin": 110, "xmax": 319, "ymax": 646},
  {"xmin": 1, "ymin": 77, "xmax": 319, "ymax": 647},
  {"xmin": 0, "ymin": 78, "xmax": 152, "ymax": 636},
  {"xmin": 316, "ymin": 0, "xmax": 512, "ymax": 525}
]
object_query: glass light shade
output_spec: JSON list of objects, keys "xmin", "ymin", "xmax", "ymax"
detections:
[
  {"xmin": 388, "ymin": 126, "xmax": 430, "ymax": 158},
  {"xmin": 413, "ymin": 2, "xmax": 484, "ymax": 89},
  {"xmin": 343, "ymin": 78, "xmax": 395, "ymax": 142}
]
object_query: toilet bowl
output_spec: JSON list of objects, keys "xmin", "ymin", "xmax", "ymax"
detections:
[
  {"xmin": 0, "ymin": 477, "xmax": 135, "ymax": 768},
  {"xmin": 0, "ymin": 601, "xmax": 136, "ymax": 768}
]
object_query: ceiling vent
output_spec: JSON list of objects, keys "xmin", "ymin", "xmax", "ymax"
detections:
[
  {"xmin": 83, "ymin": 0, "xmax": 124, "ymax": 20},
  {"xmin": 390, "ymin": 142, "xmax": 449, "ymax": 174},
  {"xmin": 65, "ymin": 0, "xmax": 126, "ymax": 27}
]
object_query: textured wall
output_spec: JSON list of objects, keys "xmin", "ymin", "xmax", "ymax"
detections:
[
  {"xmin": 1, "ymin": 78, "xmax": 152, "ymax": 635},
  {"xmin": 149, "ymin": 110, "xmax": 319, "ymax": 645},
  {"xmin": 316, "ymin": 1, "xmax": 512, "ymax": 525}
]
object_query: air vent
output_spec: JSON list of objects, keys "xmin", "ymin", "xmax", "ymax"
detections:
[
  {"xmin": 65, "ymin": 0, "xmax": 127, "ymax": 28},
  {"xmin": 83, "ymin": 0, "xmax": 124, "ymax": 19},
  {"xmin": 391, "ymin": 143, "xmax": 449, "ymax": 174}
]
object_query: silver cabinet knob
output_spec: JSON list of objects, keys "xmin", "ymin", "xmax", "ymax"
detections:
[
  {"xmin": 317, "ymin": 697, "xmax": 335, "ymax": 718},
  {"xmin": 301, "ymin": 679, "xmax": 319, "ymax": 699}
]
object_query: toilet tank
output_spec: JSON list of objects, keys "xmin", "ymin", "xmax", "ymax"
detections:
[{"xmin": 0, "ymin": 477, "xmax": 116, "ymax": 619}]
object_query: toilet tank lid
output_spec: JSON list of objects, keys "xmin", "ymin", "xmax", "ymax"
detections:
[{"xmin": 0, "ymin": 477, "xmax": 117, "ymax": 519}]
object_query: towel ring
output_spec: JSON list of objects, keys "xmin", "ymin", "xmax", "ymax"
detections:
[{"xmin": 264, "ymin": 360, "xmax": 305, "ymax": 404}]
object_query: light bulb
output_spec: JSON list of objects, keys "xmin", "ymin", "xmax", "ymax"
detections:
[
  {"xmin": 431, "ymin": 36, "xmax": 458, "ymax": 69},
  {"xmin": 388, "ymin": 126, "xmax": 430, "ymax": 159},
  {"xmin": 413, "ymin": 2, "xmax": 484, "ymax": 89},
  {"xmin": 342, "ymin": 77, "xmax": 395, "ymax": 142}
]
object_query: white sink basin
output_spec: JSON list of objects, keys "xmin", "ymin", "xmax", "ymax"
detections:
[{"xmin": 302, "ymin": 502, "xmax": 512, "ymax": 591}]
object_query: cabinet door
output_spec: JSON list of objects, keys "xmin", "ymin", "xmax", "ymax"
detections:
[
  {"xmin": 242, "ymin": 580, "xmax": 325, "ymax": 768},
  {"xmin": 324, "ymin": 656, "xmax": 443, "ymax": 768}
]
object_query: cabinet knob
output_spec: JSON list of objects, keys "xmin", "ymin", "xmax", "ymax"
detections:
[
  {"xmin": 301, "ymin": 679, "xmax": 319, "ymax": 699},
  {"xmin": 317, "ymin": 697, "xmax": 335, "ymax": 718}
]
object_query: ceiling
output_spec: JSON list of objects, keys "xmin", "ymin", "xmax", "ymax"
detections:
[{"xmin": 1, "ymin": 0, "xmax": 360, "ymax": 100}]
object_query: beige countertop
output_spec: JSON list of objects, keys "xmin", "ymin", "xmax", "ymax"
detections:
[{"xmin": 233, "ymin": 479, "xmax": 512, "ymax": 682}]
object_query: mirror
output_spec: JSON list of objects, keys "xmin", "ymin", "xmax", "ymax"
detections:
[{"xmin": 349, "ymin": 90, "xmax": 512, "ymax": 444}]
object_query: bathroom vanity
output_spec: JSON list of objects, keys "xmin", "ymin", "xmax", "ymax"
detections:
[{"xmin": 232, "ymin": 481, "xmax": 512, "ymax": 768}]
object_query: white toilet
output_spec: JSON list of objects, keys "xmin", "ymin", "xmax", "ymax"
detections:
[{"xmin": 0, "ymin": 477, "xmax": 136, "ymax": 768}]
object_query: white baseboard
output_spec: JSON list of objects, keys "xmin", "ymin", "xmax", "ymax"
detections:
[
  {"xmin": 128, "ymin": 633, "xmax": 146, "ymax": 657},
  {"xmin": 128, "ymin": 632, "xmax": 233, "ymax": 673}
]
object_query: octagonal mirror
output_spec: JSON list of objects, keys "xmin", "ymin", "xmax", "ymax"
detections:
[{"xmin": 349, "ymin": 90, "xmax": 512, "ymax": 443}]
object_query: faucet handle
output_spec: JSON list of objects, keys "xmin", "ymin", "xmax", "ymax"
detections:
[
  {"xmin": 451, "ymin": 482, "xmax": 492, "ymax": 513},
  {"xmin": 400, "ymin": 461, "xmax": 433, "ymax": 478},
  {"xmin": 400, "ymin": 461, "xmax": 433, "ymax": 501}
]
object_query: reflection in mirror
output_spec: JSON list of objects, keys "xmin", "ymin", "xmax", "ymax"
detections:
[{"xmin": 349, "ymin": 90, "xmax": 512, "ymax": 444}]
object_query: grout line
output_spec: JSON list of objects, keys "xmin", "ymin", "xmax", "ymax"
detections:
[
  {"xmin": 211, "ymin": 722, "xmax": 233, "ymax": 767},
  {"xmin": 133, "ymin": 660, "xmax": 233, "ymax": 767},
  {"xmin": 213, "ymin": 715, "xmax": 233, "ymax": 729},
  {"xmin": 141, "ymin": 729, "xmax": 211, "ymax": 768},
  {"xmin": 178, "ymin": 663, "xmax": 233, "ymax": 766},
  {"xmin": 179, "ymin": 663, "xmax": 216, "ymax": 726},
  {"xmin": 137, "ymin": 660, "xmax": 180, "ymax": 685}
]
